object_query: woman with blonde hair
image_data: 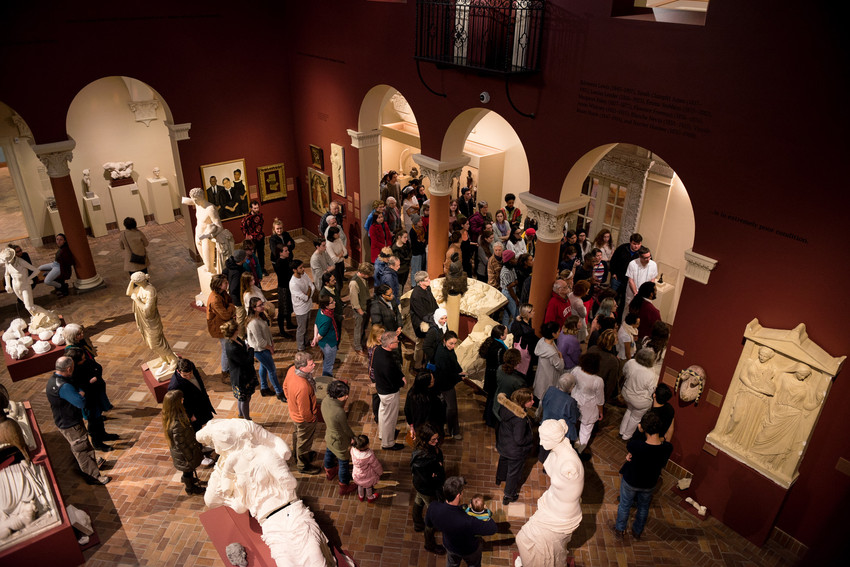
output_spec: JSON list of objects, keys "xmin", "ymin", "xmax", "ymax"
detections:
[{"xmin": 162, "ymin": 389, "xmax": 205, "ymax": 495}]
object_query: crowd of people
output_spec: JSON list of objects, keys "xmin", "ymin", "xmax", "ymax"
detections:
[{"xmin": 38, "ymin": 185, "xmax": 677, "ymax": 563}]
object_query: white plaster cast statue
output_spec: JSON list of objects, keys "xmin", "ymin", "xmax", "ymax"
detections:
[
  {"xmin": 750, "ymin": 363, "xmax": 824, "ymax": 469},
  {"xmin": 181, "ymin": 188, "xmax": 226, "ymax": 274},
  {"xmin": 51, "ymin": 326, "xmax": 66, "ymax": 346},
  {"xmin": 2, "ymin": 319, "xmax": 28, "ymax": 343},
  {"xmin": 32, "ymin": 341, "xmax": 51, "ymax": 354},
  {"xmin": 152, "ymin": 167, "xmax": 161, "ymax": 179},
  {"xmin": 82, "ymin": 169, "xmax": 91, "ymax": 193},
  {"xmin": 213, "ymin": 229, "xmax": 236, "ymax": 274},
  {"xmin": 0, "ymin": 419, "xmax": 61, "ymax": 550},
  {"xmin": 196, "ymin": 419, "xmax": 336, "ymax": 567},
  {"xmin": 102, "ymin": 161, "xmax": 134, "ymax": 179},
  {"xmin": 515, "ymin": 419, "xmax": 584, "ymax": 567},
  {"xmin": 675, "ymin": 365, "xmax": 707, "ymax": 405},
  {"xmin": 226, "ymin": 542, "xmax": 248, "ymax": 567},
  {"xmin": 1, "ymin": 247, "xmax": 37, "ymax": 312},
  {"xmin": 723, "ymin": 346, "xmax": 777, "ymax": 449},
  {"xmin": 28, "ymin": 305, "xmax": 61, "ymax": 336},
  {"xmin": 455, "ymin": 315, "xmax": 514, "ymax": 387},
  {"xmin": 126, "ymin": 271, "xmax": 177, "ymax": 379}
]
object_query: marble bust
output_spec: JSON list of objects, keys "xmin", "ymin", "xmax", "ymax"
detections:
[{"xmin": 152, "ymin": 167, "xmax": 161, "ymax": 179}]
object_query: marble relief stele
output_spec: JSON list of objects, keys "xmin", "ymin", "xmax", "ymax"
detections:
[{"xmin": 706, "ymin": 318, "xmax": 845, "ymax": 489}]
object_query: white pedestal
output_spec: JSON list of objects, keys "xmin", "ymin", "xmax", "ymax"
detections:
[
  {"xmin": 651, "ymin": 281, "xmax": 676, "ymax": 323},
  {"xmin": 83, "ymin": 195, "xmax": 107, "ymax": 237},
  {"xmin": 47, "ymin": 205, "xmax": 63, "ymax": 235},
  {"xmin": 109, "ymin": 183, "xmax": 145, "ymax": 230},
  {"xmin": 195, "ymin": 266, "xmax": 214, "ymax": 306},
  {"xmin": 146, "ymin": 178, "xmax": 175, "ymax": 224}
]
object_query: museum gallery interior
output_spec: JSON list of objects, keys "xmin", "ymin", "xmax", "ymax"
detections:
[{"xmin": 0, "ymin": 1, "xmax": 847, "ymax": 566}]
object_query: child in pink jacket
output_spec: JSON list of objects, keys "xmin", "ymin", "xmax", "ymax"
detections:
[{"xmin": 351, "ymin": 434, "xmax": 383, "ymax": 503}]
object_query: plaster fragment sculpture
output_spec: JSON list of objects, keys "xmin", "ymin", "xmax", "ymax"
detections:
[
  {"xmin": 102, "ymin": 161, "xmax": 134, "ymax": 179},
  {"xmin": 706, "ymin": 318, "xmax": 845, "ymax": 488},
  {"xmin": 196, "ymin": 419, "xmax": 336, "ymax": 567},
  {"xmin": 17, "ymin": 336, "xmax": 33, "ymax": 349},
  {"xmin": 32, "ymin": 341, "xmax": 51, "ymax": 354},
  {"xmin": 51, "ymin": 327, "xmax": 66, "ymax": 346},
  {"xmin": 226, "ymin": 542, "xmax": 248, "ymax": 567},
  {"xmin": 2, "ymin": 319, "xmax": 28, "ymax": 343},
  {"xmin": 37, "ymin": 330, "xmax": 53, "ymax": 341},
  {"xmin": 127, "ymin": 272, "xmax": 178, "ymax": 379},
  {"xmin": 4, "ymin": 341, "xmax": 28, "ymax": 360},
  {"xmin": 28, "ymin": 305, "xmax": 61, "ymax": 335},
  {"xmin": 675, "ymin": 365, "xmax": 707, "ymax": 404},
  {"xmin": 515, "ymin": 419, "xmax": 584, "ymax": 567},
  {"xmin": 182, "ymin": 188, "xmax": 227, "ymax": 274},
  {"xmin": 454, "ymin": 315, "xmax": 514, "ymax": 387}
]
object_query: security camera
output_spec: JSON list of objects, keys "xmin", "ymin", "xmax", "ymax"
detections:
[{"xmin": 480, "ymin": 92, "xmax": 491, "ymax": 104}]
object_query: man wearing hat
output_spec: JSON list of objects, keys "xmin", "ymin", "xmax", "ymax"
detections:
[{"xmin": 499, "ymin": 249, "xmax": 519, "ymax": 326}]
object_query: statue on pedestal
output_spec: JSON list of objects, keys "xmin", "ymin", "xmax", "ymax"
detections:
[
  {"xmin": 197, "ymin": 419, "xmax": 336, "ymax": 567},
  {"xmin": 182, "ymin": 188, "xmax": 227, "ymax": 274},
  {"xmin": 152, "ymin": 167, "xmax": 161, "ymax": 179},
  {"xmin": 126, "ymin": 271, "xmax": 177, "ymax": 379},
  {"xmin": 102, "ymin": 161, "xmax": 134, "ymax": 180},
  {"xmin": 82, "ymin": 168, "xmax": 91, "ymax": 196},
  {"xmin": 515, "ymin": 419, "xmax": 584, "ymax": 567},
  {"xmin": 1, "ymin": 248, "xmax": 61, "ymax": 335}
]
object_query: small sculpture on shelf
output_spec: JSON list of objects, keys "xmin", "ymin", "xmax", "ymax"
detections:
[
  {"xmin": 152, "ymin": 166, "xmax": 161, "ymax": 179},
  {"xmin": 102, "ymin": 161, "xmax": 134, "ymax": 180},
  {"xmin": 82, "ymin": 168, "xmax": 92, "ymax": 196},
  {"xmin": 127, "ymin": 271, "xmax": 178, "ymax": 380},
  {"xmin": 675, "ymin": 365, "xmax": 706, "ymax": 405}
]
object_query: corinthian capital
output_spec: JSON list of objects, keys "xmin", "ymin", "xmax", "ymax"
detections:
[
  {"xmin": 519, "ymin": 192, "xmax": 590, "ymax": 243},
  {"xmin": 32, "ymin": 139, "xmax": 76, "ymax": 178},
  {"xmin": 412, "ymin": 154, "xmax": 470, "ymax": 197}
]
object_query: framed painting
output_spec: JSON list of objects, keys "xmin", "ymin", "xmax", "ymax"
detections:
[
  {"xmin": 330, "ymin": 143, "xmax": 346, "ymax": 197},
  {"xmin": 257, "ymin": 163, "xmax": 287, "ymax": 203},
  {"xmin": 200, "ymin": 158, "xmax": 249, "ymax": 221},
  {"xmin": 307, "ymin": 167, "xmax": 330, "ymax": 217},
  {"xmin": 309, "ymin": 144, "xmax": 324, "ymax": 169}
]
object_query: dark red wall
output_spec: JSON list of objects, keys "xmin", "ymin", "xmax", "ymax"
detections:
[{"xmin": 2, "ymin": 0, "xmax": 848, "ymax": 548}]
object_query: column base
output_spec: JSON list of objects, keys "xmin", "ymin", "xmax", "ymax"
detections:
[{"xmin": 74, "ymin": 274, "xmax": 105, "ymax": 292}]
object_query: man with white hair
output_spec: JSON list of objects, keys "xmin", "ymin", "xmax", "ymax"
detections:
[
  {"xmin": 544, "ymin": 279, "xmax": 572, "ymax": 327},
  {"xmin": 539, "ymin": 373, "xmax": 580, "ymax": 462},
  {"xmin": 373, "ymin": 332, "xmax": 406, "ymax": 451}
]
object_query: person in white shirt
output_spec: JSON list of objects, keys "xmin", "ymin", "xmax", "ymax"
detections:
[
  {"xmin": 289, "ymin": 259, "xmax": 315, "ymax": 351},
  {"xmin": 624, "ymin": 246, "xmax": 658, "ymax": 309},
  {"xmin": 617, "ymin": 313, "xmax": 640, "ymax": 361}
]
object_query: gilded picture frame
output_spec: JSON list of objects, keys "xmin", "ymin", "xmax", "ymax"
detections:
[
  {"xmin": 309, "ymin": 144, "xmax": 324, "ymax": 170},
  {"xmin": 307, "ymin": 167, "xmax": 330, "ymax": 217},
  {"xmin": 200, "ymin": 158, "xmax": 249, "ymax": 221},
  {"xmin": 257, "ymin": 163, "xmax": 287, "ymax": 203}
]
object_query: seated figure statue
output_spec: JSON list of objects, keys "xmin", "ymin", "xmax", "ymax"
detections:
[{"xmin": 196, "ymin": 419, "xmax": 336, "ymax": 567}]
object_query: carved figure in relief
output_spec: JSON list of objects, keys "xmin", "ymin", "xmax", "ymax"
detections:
[
  {"xmin": 127, "ymin": 272, "xmax": 177, "ymax": 379},
  {"xmin": 723, "ymin": 346, "xmax": 777, "ymax": 449},
  {"xmin": 750, "ymin": 363, "xmax": 824, "ymax": 469},
  {"xmin": 515, "ymin": 419, "xmax": 583, "ymax": 567},
  {"xmin": 182, "ymin": 188, "xmax": 226, "ymax": 273},
  {"xmin": 197, "ymin": 419, "xmax": 336, "ymax": 567},
  {"xmin": 676, "ymin": 365, "xmax": 706, "ymax": 404}
]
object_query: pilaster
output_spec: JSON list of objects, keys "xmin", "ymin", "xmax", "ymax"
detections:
[
  {"xmin": 165, "ymin": 122, "xmax": 191, "ymax": 141},
  {"xmin": 347, "ymin": 128, "xmax": 382, "ymax": 149},
  {"xmin": 684, "ymin": 249, "xmax": 719, "ymax": 284},
  {"xmin": 519, "ymin": 192, "xmax": 590, "ymax": 243},
  {"xmin": 31, "ymin": 139, "xmax": 75, "ymax": 178},
  {"xmin": 412, "ymin": 154, "xmax": 469, "ymax": 196}
]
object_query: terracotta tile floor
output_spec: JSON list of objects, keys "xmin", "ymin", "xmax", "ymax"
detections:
[{"xmin": 0, "ymin": 219, "xmax": 803, "ymax": 566}]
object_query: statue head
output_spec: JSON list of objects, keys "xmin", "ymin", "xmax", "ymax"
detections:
[
  {"xmin": 189, "ymin": 187, "xmax": 205, "ymax": 203},
  {"xmin": 757, "ymin": 346, "xmax": 776, "ymax": 363},
  {"xmin": 0, "ymin": 247, "xmax": 16, "ymax": 264},
  {"xmin": 539, "ymin": 419, "xmax": 570, "ymax": 450},
  {"xmin": 152, "ymin": 167, "xmax": 161, "ymax": 178},
  {"xmin": 130, "ymin": 271, "xmax": 149, "ymax": 286},
  {"xmin": 793, "ymin": 363, "xmax": 812, "ymax": 381}
]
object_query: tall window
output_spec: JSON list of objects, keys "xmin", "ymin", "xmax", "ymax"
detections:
[{"xmin": 568, "ymin": 176, "xmax": 627, "ymax": 244}]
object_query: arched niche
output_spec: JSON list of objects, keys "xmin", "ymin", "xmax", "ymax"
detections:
[
  {"xmin": 562, "ymin": 143, "xmax": 695, "ymax": 324},
  {"xmin": 65, "ymin": 76, "xmax": 184, "ymax": 229},
  {"xmin": 440, "ymin": 108, "xmax": 529, "ymax": 209},
  {"xmin": 0, "ymin": 103, "xmax": 48, "ymax": 245}
]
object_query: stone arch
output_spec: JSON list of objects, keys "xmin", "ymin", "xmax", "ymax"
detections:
[{"xmin": 440, "ymin": 108, "xmax": 530, "ymax": 208}]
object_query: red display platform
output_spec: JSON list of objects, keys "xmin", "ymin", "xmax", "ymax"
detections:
[
  {"xmin": 0, "ymin": 403, "xmax": 85, "ymax": 567},
  {"xmin": 2, "ymin": 337, "xmax": 65, "ymax": 382},
  {"xmin": 200, "ymin": 506, "xmax": 357, "ymax": 567},
  {"xmin": 141, "ymin": 362, "xmax": 171, "ymax": 403}
]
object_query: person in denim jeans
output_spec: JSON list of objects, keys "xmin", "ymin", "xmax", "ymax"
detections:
[
  {"xmin": 612, "ymin": 411, "xmax": 673, "ymax": 540},
  {"xmin": 312, "ymin": 295, "xmax": 339, "ymax": 377},
  {"xmin": 499, "ymin": 250, "xmax": 518, "ymax": 327},
  {"xmin": 245, "ymin": 297, "xmax": 284, "ymax": 401}
]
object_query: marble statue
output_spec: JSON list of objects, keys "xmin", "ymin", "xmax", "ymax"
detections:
[
  {"xmin": 181, "ymin": 188, "xmax": 226, "ymax": 274},
  {"xmin": 3, "ymin": 341, "xmax": 28, "ymax": 360},
  {"xmin": 676, "ymin": 365, "xmax": 707, "ymax": 405},
  {"xmin": 1, "ymin": 247, "xmax": 37, "ymax": 312},
  {"xmin": 706, "ymin": 318, "xmax": 845, "ymax": 488},
  {"xmin": 515, "ymin": 419, "xmax": 584, "ymax": 567},
  {"xmin": 2, "ymin": 319, "xmax": 27, "ymax": 343},
  {"xmin": 750, "ymin": 364, "xmax": 824, "ymax": 469},
  {"xmin": 28, "ymin": 305, "xmax": 61, "ymax": 335},
  {"xmin": 127, "ymin": 272, "xmax": 177, "ymax": 379},
  {"xmin": 213, "ymin": 229, "xmax": 236, "ymax": 274},
  {"xmin": 51, "ymin": 326, "xmax": 65, "ymax": 346},
  {"xmin": 0, "ymin": 420, "xmax": 62, "ymax": 551},
  {"xmin": 102, "ymin": 161, "xmax": 134, "ymax": 179},
  {"xmin": 152, "ymin": 167, "xmax": 161, "ymax": 179},
  {"xmin": 82, "ymin": 169, "xmax": 91, "ymax": 194},
  {"xmin": 32, "ymin": 341, "xmax": 51, "ymax": 354},
  {"xmin": 724, "ymin": 347, "xmax": 777, "ymax": 448},
  {"xmin": 196, "ymin": 419, "xmax": 336, "ymax": 567}
]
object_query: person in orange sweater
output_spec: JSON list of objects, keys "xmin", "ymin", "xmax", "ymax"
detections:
[{"xmin": 282, "ymin": 352, "xmax": 321, "ymax": 475}]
